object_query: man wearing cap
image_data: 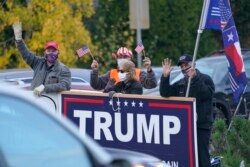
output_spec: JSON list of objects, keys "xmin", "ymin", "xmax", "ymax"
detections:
[
  {"xmin": 160, "ymin": 54, "xmax": 215, "ymax": 167},
  {"xmin": 12, "ymin": 22, "xmax": 71, "ymax": 96},
  {"xmin": 90, "ymin": 47, "xmax": 157, "ymax": 91}
]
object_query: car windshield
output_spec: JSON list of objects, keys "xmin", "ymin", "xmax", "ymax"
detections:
[
  {"xmin": 196, "ymin": 58, "xmax": 228, "ymax": 85},
  {"xmin": 243, "ymin": 57, "xmax": 250, "ymax": 78},
  {"xmin": 0, "ymin": 95, "xmax": 91, "ymax": 167}
]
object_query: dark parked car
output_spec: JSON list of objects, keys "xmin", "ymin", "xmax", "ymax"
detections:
[
  {"xmin": 146, "ymin": 51, "xmax": 250, "ymax": 125},
  {"xmin": 194, "ymin": 56, "xmax": 250, "ymax": 125}
]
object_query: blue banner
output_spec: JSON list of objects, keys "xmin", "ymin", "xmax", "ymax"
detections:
[{"xmin": 61, "ymin": 93, "xmax": 198, "ymax": 167}]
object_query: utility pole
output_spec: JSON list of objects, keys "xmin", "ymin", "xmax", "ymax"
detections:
[{"xmin": 129, "ymin": 0, "xmax": 150, "ymax": 68}]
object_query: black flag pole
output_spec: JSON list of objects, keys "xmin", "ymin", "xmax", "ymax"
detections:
[{"xmin": 227, "ymin": 84, "xmax": 248, "ymax": 132}]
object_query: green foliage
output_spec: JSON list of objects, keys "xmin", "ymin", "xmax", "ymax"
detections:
[
  {"xmin": 85, "ymin": 0, "xmax": 135, "ymax": 73},
  {"xmin": 211, "ymin": 119, "xmax": 227, "ymax": 153},
  {"xmin": 211, "ymin": 118, "xmax": 250, "ymax": 167},
  {"xmin": 1, "ymin": 0, "xmax": 249, "ymax": 71},
  {"xmin": 227, "ymin": 117, "xmax": 250, "ymax": 163},
  {"xmin": 222, "ymin": 149, "xmax": 242, "ymax": 167},
  {"xmin": 144, "ymin": 0, "xmax": 222, "ymax": 65},
  {"xmin": 86, "ymin": 0, "xmax": 250, "ymax": 72},
  {"xmin": 0, "ymin": 0, "xmax": 95, "ymax": 69},
  {"xmin": 231, "ymin": 0, "xmax": 250, "ymax": 48},
  {"xmin": 86, "ymin": 0, "xmax": 221, "ymax": 71}
]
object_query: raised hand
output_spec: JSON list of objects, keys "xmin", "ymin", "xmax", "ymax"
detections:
[
  {"xmin": 143, "ymin": 57, "xmax": 152, "ymax": 71},
  {"xmin": 162, "ymin": 58, "xmax": 173, "ymax": 77},
  {"xmin": 91, "ymin": 59, "xmax": 99, "ymax": 71},
  {"xmin": 12, "ymin": 22, "xmax": 22, "ymax": 41}
]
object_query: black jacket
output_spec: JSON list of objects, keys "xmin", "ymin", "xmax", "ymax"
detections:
[
  {"xmin": 160, "ymin": 70, "xmax": 215, "ymax": 129},
  {"xmin": 104, "ymin": 79, "xmax": 143, "ymax": 95}
]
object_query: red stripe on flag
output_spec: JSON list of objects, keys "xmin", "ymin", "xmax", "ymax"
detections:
[{"xmin": 224, "ymin": 45, "xmax": 243, "ymax": 76}]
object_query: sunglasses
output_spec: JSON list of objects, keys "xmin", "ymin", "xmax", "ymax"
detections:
[
  {"xmin": 118, "ymin": 55, "xmax": 130, "ymax": 59},
  {"xmin": 118, "ymin": 69, "xmax": 129, "ymax": 73}
]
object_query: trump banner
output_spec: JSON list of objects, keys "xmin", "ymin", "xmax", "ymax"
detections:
[{"xmin": 61, "ymin": 92, "xmax": 198, "ymax": 167}]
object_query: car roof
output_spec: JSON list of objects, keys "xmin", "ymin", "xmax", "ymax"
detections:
[
  {"xmin": 207, "ymin": 48, "xmax": 250, "ymax": 57},
  {"xmin": 197, "ymin": 55, "xmax": 227, "ymax": 62},
  {"xmin": 0, "ymin": 68, "xmax": 33, "ymax": 79},
  {"xmin": 0, "ymin": 68, "xmax": 92, "ymax": 83},
  {"xmin": 197, "ymin": 53, "xmax": 250, "ymax": 65},
  {"xmin": 70, "ymin": 68, "xmax": 91, "ymax": 82}
]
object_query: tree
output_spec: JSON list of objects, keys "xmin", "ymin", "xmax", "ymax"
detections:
[
  {"xmin": 0, "ymin": 0, "xmax": 95, "ymax": 69},
  {"xmin": 86, "ymin": 0, "xmax": 220, "ymax": 69},
  {"xmin": 87, "ymin": 0, "xmax": 250, "ymax": 70},
  {"xmin": 231, "ymin": 0, "xmax": 250, "ymax": 48},
  {"xmin": 211, "ymin": 118, "xmax": 250, "ymax": 166},
  {"xmin": 144, "ymin": 0, "xmax": 221, "ymax": 65},
  {"xmin": 85, "ymin": 0, "xmax": 135, "ymax": 73}
]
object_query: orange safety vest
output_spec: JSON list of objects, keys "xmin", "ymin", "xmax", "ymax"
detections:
[{"xmin": 110, "ymin": 68, "xmax": 140, "ymax": 83}]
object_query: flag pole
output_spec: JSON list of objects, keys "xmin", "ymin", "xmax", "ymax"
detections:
[
  {"xmin": 142, "ymin": 50, "xmax": 146, "ymax": 58},
  {"xmin": 89, "ymin": 51, "xmax": 95, "ymax": 60},
  {"xmin": 185, "ymin": 0, "xmax": 208, "ymax": 97},
  {"xmin": 227, "ymin": 84, "xmax": 248, "ymax": 132}
]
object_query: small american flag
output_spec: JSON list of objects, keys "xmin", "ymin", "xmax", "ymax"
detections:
[
  {"xmin": 135, "ymin": 42, "xmax": 144, "ymax": 54},
  {"xmin": 76, "ymin": 45, "xmax": 90, "ymax": 57}
]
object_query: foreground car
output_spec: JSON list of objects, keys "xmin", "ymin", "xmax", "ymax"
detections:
[{"xmin": 0, "ymin": 85, "xmax": 165, "ymax": 167}]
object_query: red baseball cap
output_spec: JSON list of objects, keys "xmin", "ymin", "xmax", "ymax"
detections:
[{"xmin": 44, "ymin": 41, "xmax": 59, "ymax": 50}]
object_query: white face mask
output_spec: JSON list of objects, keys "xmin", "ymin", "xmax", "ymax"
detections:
[
  {"xmin": 118, "ymin": 72, "xmax": 127, "ymax": 81},
  {"xmin": 117, "ymin": 59, "xmax": 129, "ymax": 67}
]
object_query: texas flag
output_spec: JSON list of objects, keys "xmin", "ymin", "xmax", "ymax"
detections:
[
  {"xmin": 220, "ymin": 0, "xmax": 247, "ymax": 104},
  {"xmin": 202, "ymin": 0, "xmax": 247, "ymax": 104}
]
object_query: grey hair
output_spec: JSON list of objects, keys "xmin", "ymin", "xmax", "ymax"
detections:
[{"xmin": 123, "ymin": 61, "xmax": 136, "ymax": 80}]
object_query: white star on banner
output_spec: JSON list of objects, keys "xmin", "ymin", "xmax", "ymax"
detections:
[
  {"xmin": 139, "ymin": 101, "xmax": 144, "ymax": 107},
  {"xmin": 116, "ymin": 100, "xmax": 121, "ymax": 106},
  {"xmin": 124, "ymin": 100, "xmax": 128, "ymax": 106},
  {"xmin": 109, "ymin": 99, "xmax": 113, "ymax": 105},
  {"xmin": 131, "ymin": 101, "xmax": 136, "ymax": 107},
  {"xmin": 227, "ymin": 31, "xmax": 234, "ymax": 41}
]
